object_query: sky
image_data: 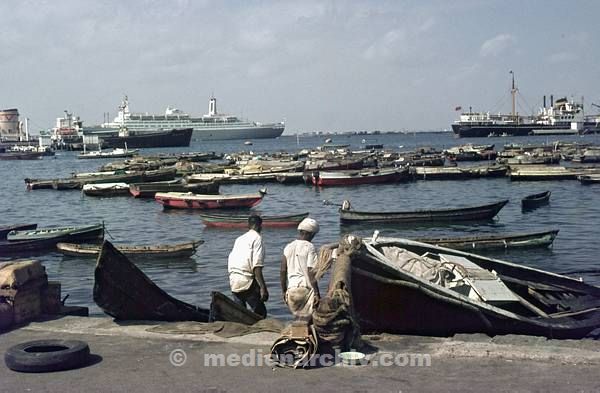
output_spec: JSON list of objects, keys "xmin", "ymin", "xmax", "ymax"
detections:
[{"xmin": 1, "ymin": 0, "xmax": 599, "ymax": 134}]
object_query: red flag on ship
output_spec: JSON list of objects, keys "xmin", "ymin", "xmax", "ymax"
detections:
[{"xmin": 454, "ymin": 106, "xmax": 462, "ymax": 111}]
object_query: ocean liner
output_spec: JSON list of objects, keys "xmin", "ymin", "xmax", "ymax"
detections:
[
  {"xmin": 101, "ymin": 96, "xmax": 285, "ymax": 141},
  {"xmin": 452, "ymin": 72, "xmax": 589, "ymax": 138}
]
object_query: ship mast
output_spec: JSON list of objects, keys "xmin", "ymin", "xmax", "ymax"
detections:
[{"xmin": 510, "ymin": 70, "xmax": 517, "ymax": 120}]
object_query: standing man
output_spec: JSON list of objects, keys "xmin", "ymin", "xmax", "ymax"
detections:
[
  {"xmin": 280, "ymin": 217, "xmax": 321, "ymax": 319},
  {"xmin": 228, "ymin": 214, "xmax": 268, "ymax": 318}
]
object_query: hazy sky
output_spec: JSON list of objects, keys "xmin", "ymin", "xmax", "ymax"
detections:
[{"xmin": 2, "ymin": 0, "xmax": 599, "ymax": 134}]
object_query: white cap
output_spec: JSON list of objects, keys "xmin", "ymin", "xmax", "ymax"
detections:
[{"xmin": 298, "ymin": 217, "xmax": 319, "ymax": 234}]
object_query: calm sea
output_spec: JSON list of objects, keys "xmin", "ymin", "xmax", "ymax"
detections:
[{"xmin": 2, "ymin": 132, "xmax": 600, "ymax": 319}]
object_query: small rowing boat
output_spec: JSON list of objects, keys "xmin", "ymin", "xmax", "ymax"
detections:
[
  {"xmin": 155, "ymin": 189, "xmax": 266, "ymax": 210},
  {"xmin": 129, "ymin": 180, "xmax": 220, "ymax": 198},
  {"xmin": 198, "ymin": 212, "xmax": 309, "ymax": 228},
  {"xmin": 339, "ymin": 199, "xmax": 508, "ymax": 224},
  {"xmin": 0, "ymin": 224, "xmax": 37, "ymax": 240},
  {"xmin": 57, "ymin": 240, "xmax": 203, "ymax": 258},
  {"xmin": 82, "ymin": 183, "xmax": 130, "ymax": 197},
  {"xmin": 521, "ymin": 190, "xmax": 551, "ymax": 209},
  {"xmin": 413, "ymin": 229, "xmax": 559, "ymax": 251},
  {"xmin": 312, "ymin": 167, "xmax": 410, "ymax": 186},
  {"xmin": 7, "ymin": 224, "xmax": 104, "ymax": 242}
]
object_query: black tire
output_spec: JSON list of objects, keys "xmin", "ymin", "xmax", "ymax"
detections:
[{"xmin": 4, "ymin": 339, "xmax": 90, "ymax": 373}]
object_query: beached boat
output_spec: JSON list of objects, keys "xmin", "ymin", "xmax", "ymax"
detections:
[
  {"xmin": 7, "ymin": 224, "xmax": 104, "ymax": 242},
  {"xmin": 339, "ymin": 200, "xmax": 508, "ymax": 224},
  {"xmin": 312, "ymin": 167, "xmax": 410, "ymax": 186},
  {"xmin": 57, "ymin": 240, "xmax": 203, "ymax": 258},
  {"xmin": 155, "ymin": 189, "xmax": 266, "ymax": 210},
  {"xmin": 129, "ymin": 180, "xmax": 220, "ymax": 198},
  {"xmin": 521, "ymin": 191, "xmax": 551, "ymax": 209},
  {"xmin": 340, "ymin": 235, "xmax": 600, "ymax": 338},
  {"xmin": 0, "ymin": 224, "xmax": 37, "ymax": 240},
  {"xmin": 82, "ymin": 183, "xmax": 130, "ymax": 197},
  {"xmin": 198, "ymin": 212, "xmax": 309, "ymax": 228},
  {"xmin": 209, "ymin": 291, "xmax": 263, "ymax": 325},
  {"xmin": 413, "ymin": 229, "xmax": 559, "ymax": 251},
  {"xmin": 94, "ymin": 241, "xmax": 210, "ymax": 321}
]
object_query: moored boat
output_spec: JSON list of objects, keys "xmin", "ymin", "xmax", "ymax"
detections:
[
  {"xmin": 198, "ymin": 212, "xmax": 309, "ymax": 228},
  {"xmin": 521, "ymin": 190, "xmax": 551, "ymax": 209},
  {"xmin": 155, "ymin": 189, "xmax": 266, "ymax": 210},
  {"xmin": 57, "ymin": 240, "xmax": 203, "ymax": 258},
  {"xmin": 578, "ymin": 174, "xmax": 600, "ymax": 184},
  {"xmin": 312, "ymin": 167, "xmax": 410, "ymax": 186},
  {"xmin": 93, "ymin": 241, "xmax": 210, "ymax": 321},
  {"xmin": 7, "ymin": 224, "xmax": 104, "ymax": 242},
  {"xmin": 413, "ymin": 229, "xmax": 559, "ymax": 250},
  {"xmin": 0, "ymin": 224, "xmax": 37, "ymax": 240},
  {"xmin": 82, "ymin": 182, "xmax": 130, "ymax": 197},
  {"xmin": 129, "ymin": 180, "xmax": 220, "ymax": 198},
  {"xmin": 339, "ymin": 199, "xmax": 508, "ymax": 224},
  {"xmin": 78, "ymin": 147, "xmax": 139, "ymax": 159},
  {"xmin": 335, "ymin": 235, "xmax": 600, "ymax": 338}
]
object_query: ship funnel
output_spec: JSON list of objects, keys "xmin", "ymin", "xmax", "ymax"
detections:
[
  {"xmin": 543, "ymin": 95, "xmax": 546, "ymax": 108},
  {"xmin": 209, "ymin": 97, "xmax": 217, "ymax": 116},
  {"xmin": 551, "ymin": 95, "xmax": 554, "ymax": 107}
]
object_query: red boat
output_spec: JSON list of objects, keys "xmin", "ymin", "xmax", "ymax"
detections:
[
  {"xmin": 155, "ymin": 189, "xmax": 266, "ymax": 210},
  {"xmin": 312, "ymin": 167, "xmax": 409, "ymax": 186}
]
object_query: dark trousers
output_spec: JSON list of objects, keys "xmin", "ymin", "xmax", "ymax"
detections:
[{"xmin": 232, "ymin": 280, "xmax": 267, "ymax": 318}]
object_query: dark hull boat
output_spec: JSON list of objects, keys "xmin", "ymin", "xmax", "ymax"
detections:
[
  {"xmin": 339, "ymin": 200, "xmax": 508, "ymax": 224},
  {"xmin": 343, "ymin": 236, "xmax": 600, "ymax": 338},
  {"xmin": 521, "ymin": 190, "xmax": 551, "ymax": 209},
  {"xmin": 7, "ymin": 224, "xmax": 105, "ymax": 242},
  {"xmin": 100, "ymin": 128, "xmax": 193, "ymax": 149},
  {"xmin": 198, "ymin": 212, "xmax": 309, "ymax": 228},
  {"xmin": 94, "ymin": 241, "xmax": 210, "ymax": 321},
  {"xmin": 58, "ymin": 240, "xmax": 203, "ymax": 258},
  {"xmin": 0, "ymin": 224, "xmax": 37, "ymax": 240},
  {"xmin": 579, "ymin": 175, "xmax": 600, "ymax": 184},
  {"xmin": 312, "ymin": 167, "xmax": 409, "ymax": 186},
  {"xmin": 93, "ymin": 241, "xmax": 263, "ymax": 324},
  {"xmin": 413, "ymin": 229, "xmax": 559, "ymax": 251},
  {"xmin": 0, "ymin": 226, "xmax": 104, "ymax": 256},
  {"xmin": 129, "ymin": 180, "xmax": 220, "ymax": 198}
]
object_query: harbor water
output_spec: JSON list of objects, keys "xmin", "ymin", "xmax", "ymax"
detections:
[{"xmin": 2, "ymin": 132, "xmax": 600, "ymax": 319}]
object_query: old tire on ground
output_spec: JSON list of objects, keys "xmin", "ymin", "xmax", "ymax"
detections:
[{"xmin": 4, "ymin": 340, "xmax": 90, "ymax": 372}]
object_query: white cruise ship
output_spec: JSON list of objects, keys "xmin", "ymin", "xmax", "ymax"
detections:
[{"xmin": 101, "ymin": 96, "xmax": 285, "ymax": 140}]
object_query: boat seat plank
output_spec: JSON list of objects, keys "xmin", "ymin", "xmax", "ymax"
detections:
[{"xmin": 439, "ymin": 254, "xmax": 519, "ymax": 304}]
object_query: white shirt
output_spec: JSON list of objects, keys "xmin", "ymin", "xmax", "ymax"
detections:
[
  {"xmin": 228, "ymin": 229, "xmax": 264, "ymax": 293},
  {"xmin": 283, "ymin": 239, "xmax": 316, "ymax": 289}
]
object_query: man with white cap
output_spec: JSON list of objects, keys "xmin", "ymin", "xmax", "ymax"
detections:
[{"xmin": 280, "ymin": 217, "xmax": 321, "ymax": 319}]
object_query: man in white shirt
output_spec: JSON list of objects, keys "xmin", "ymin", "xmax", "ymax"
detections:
[
  {"xmin": 227, "ymin": 215, "xmax": 268, "ymax": 317},
  {"xmin": 280, "ymin": 217, "xmax": 321, "ymax": 319}
]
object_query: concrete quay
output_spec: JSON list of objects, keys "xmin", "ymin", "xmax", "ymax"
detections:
[{"xmin": 1, "ymin": 316, "xmax": 599, "ymax": 393}]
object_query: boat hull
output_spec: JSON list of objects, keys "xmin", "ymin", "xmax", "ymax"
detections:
[
  {"xmin": 414, "ymin": 229, "xmax": 559, "ymax": 250},
  {"xmin": 101, "ymin": 128, "xmax": 193, "ymax": 148},
  {"xmin": 57, "ymin": 240, "xmax": 202, "ymax": 258},
  {"xmin": 129, "ymin": 180, "xmax": 220, "ymax": 198},
  {"xmin": 313, "ymin": 168, "xmax": 409, "ymax": 186},
  {"xmin": 452, "ymin": 124, "xmax": 579, "ymax": 138},
  {"xmin": 155, "ymin": 193, "xmax": 264, "ymax": 210},
  {"xmin": 521, "ymin": 191, "xmax": 551, "ymax": 209},
  {"xmin": 198, "ymin": 212, "xmax": 309, "ymax": 228},
  {"xmin": 340, "ymin": 200, "xmax": 508, "ymax": 224}
]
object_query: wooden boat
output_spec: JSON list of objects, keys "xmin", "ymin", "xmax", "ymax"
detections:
[
  {"xmin": 0, "ymin": 151, "xmax": 45, "ymax": 160},
  {"xmin": 94, "ymin": 241, "xmax": 210, "ymax": 321},
  {"xmin": 82, "ymin": 183, "xmax": 130, "ymax": 197},
  {"xmin": 341, "ymin": 236, "xmax": 600, "ymax": 338},
  {"xmin": 31, "ymin": 168, "xmax": 178, "ymax": 190},
  {"xmin": 57, "ymin": 240, "xmax": 203, "ymax": 258},
  {"xmin": 413, "ymin": 165, "xmax": 507, "ymax": 180},
  {"xmin": 0, "ymin": 224, "xmax": 37, "ymax": 240},
  {"xmin": 209, "ymin": 291, "xmax": 263, "ymax": 325},
  {"xmin": 155, "ymin": 189, "xmax": 266, "ymax": 210},
  {"xmin": 578, "ymin": 174, "xmax": 600, "ymax": 184},
  {"xmin": 129, "ymin": 180, "xmax": 220, "ymax": 198},
  {"xmin": 413, "ymin": 229, "xmax": 559, "ymax": 251},
  {"xmin": 0, "ymin": 226, "xmax": 104, "ymax": 255},
  {"xmin": 509, "ymin": 166, "xmax": 584, "ymax": 181},
  {"xmin": 312, "ymin": 167, "xmax": 410, "ymax": 186},
  {"xmin": 521, "ymin": 190, "xmax": 551, "ymax": 209},
  {"xmin": 339, "ymin": 199, "xmax": 508, "ymax": 224},
  {"xmin": 7, "ymin": 224, "xmax": 104, "ymax": 242},
  {"xmin": 198, "ymin": 212, "xmax": 309, "ymax": 228}
]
